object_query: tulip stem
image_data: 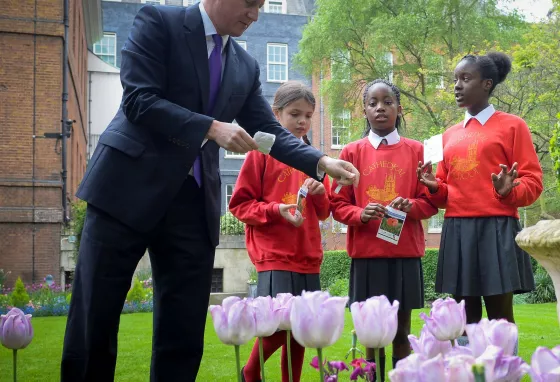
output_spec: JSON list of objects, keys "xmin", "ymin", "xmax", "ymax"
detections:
[
  {"xmin": 451, "ymin": 339, "xmax": 456, "ymax": 347},
  {"xmin": 235, "ymin": 345, "xmax": 241, "ymax": 382},
  {"xmin": 317, "ymin": 348, "xmax": 324, "ymax": 382},
  {"xmin": 375, "ymin": 349, "xmax": 381, "ymax": 382},
  {"xmin": 351, "ymin": 331, "xmax": 357, "ymax": 360},
  {"xmin": 259, "ymin": 337, "xmax": 266, "ymax": 382},
  {"xmin": 472, "ymin": 364, "xmax": 486, "ymax": 382},
  {"xmin": 286, "ymin": 330, "xmax": 293, "ymax": 382},
  {"xmin": 13, "ymin": 349, "xmax": 17, "ymax": 382}
]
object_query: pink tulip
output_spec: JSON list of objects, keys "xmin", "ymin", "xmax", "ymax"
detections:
[
  {"xmin": 250, "ymin": 296, "xmax": 283, "ymax": 337},
  {"xmin": 476, "ymin": 345, "xmax": 529, "ymax": 382},
  {"xmin": 290, "ymin": 291, "xmax": 348, "ymax": 348},
  {"xmin": 409, "ymin": 324, "xmax": 452, "ymax": 359},
  {"xmin": 351, "ymin": 295, "xmax": 399, "ymax": 349},
  {"xmin": 465, "ymin": 319, "xmax": 518, "ymax": 357},
  {"xmin": 529, "ymin": 346, "xmax": 560, "ymax": 381},
  {"xmin": 0, "ymin": 308, "xmax": 33, "ymax": 350},
  {"xmin": 274, "ymin": 293, "xmax": 294, "ymax": 331},
  {"xmin": 208, "ymin": 296, "xmax": 256, "ymax": 345},
  {"xmin": 446, "ymin": 354, "xmax": 476, "ymax": 382},
  {"xmin": 389, "ymin": 353, "xmax": 448, "ymax": 381},
  {"xmin": 420, "ymin": 298, "xmax": 466, "ymax": 341}
]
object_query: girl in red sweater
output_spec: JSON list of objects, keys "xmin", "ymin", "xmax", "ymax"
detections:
[
  {"xmin": 331, "ymin": 79, "xmax": 437, "ymax": 380},
  {"xmin": 417, "ymin": 52, "xmax": 543, "ymax": 350},
  {"xmin": 229, "ymin": 81, "xmax": 330, "ymax": 382}
]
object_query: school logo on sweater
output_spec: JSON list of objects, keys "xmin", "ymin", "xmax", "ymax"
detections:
[
  {"xmin": 448, "ymin": 132, "xmax": 486, "ymax": 180},
  {"xmin": 366, "ymin": 172, "xmax": 399, "ymax": 203}
]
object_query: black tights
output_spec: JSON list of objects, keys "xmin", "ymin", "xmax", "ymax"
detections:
[{"xmin": 454, "ymin": 292, "xmax": 515, "ymax": 324}]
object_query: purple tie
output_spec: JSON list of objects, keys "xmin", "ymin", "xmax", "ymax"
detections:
[{"xmin": 193, "ymin": 34, "xmax": 223, "ymax": 187}]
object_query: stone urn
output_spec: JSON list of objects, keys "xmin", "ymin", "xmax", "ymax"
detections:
[{"xmin": 516, "ymin": 219, "xmax": 560, "ymax": 324}]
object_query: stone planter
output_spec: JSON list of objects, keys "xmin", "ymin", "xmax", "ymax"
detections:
[
  {"xmin": 247, "ymin": 282, "xmax": 258, "ymax": 298},
  {"xmin": 516, "ymin": 219, "xmax": 560, "ymax": 324}
]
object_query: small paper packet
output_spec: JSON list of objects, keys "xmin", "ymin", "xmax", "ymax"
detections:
[
  {"xmin": 294, "ymin": 185, "xmax": 308, "ymax": 217},
  {"xmin": 376, "ymin": 206, "xmax": 407, "ymax": 245},
  {"xmin": 254, "ymin": 131, "xmax": 276, "ymax": 155}
]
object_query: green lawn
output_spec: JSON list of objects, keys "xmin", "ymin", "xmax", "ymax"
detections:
[{"xmin": 1, "ymin": 304, "xmax": 559, "ymax": 381}]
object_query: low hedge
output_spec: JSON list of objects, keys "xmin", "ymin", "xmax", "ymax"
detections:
[{"xmin": 320, "ymin": 248, "xmax": 447, "ymax": 305}]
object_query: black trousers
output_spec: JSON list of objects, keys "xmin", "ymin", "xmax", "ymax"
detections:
[{"xmin": 61, "ymin": 177, "xmax": 215, "ymax": 382}]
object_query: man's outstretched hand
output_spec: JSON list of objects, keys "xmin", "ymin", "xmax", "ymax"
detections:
[
  {"xmin": 318, "ymin": 156, "xmax": 360, "ymax": 187},
  {"xmin": 206, "ymin": 120, "xmax": 258, "ymax": 153}
]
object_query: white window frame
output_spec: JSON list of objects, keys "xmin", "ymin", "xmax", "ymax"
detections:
[
  {"xmin": 267, "ymin": 43, "xmax": 288, "ymax": 83},
  {"xmin": 265, "ymin": 0, "xmax": 287, "ymax": 13},
  {"xmin": 225, "ymin": 184, "xmax": 235, "ymax": 209},
  {"xmin": 93, "ymin": 32, "xmax": 117, "ymax": 67},
  {"xmin": 236, "ymin": 40, "xmax": 247, "ymax": 50},
  {"xmin": 385, "ymin": 52, "xmax": 394, "ymax": 82},
  {"xmin": 142, "ymin": 0, "xmax": 165, "ymax": 5},
  {"xmin": 428, "ymin": 209, "xmax": 445, "ymax": 233},
  {"xmin": 183, "ymin": 0, "xmax": 198, "ymax": 6},
  {"xmin": 331, "ymin": 110, "xmax": 351, "ymax": 149},
  {"xmin": 331, "ymin": 217, "xmax": 348, "ymax": 234}
]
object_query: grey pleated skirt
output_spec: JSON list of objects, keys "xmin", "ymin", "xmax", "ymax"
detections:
[
  {"xmin": 436, "ymin": 216, "xmax": 535, "ymax": 296},
  {"xmin": 349, "ymin": 258, "xmax": 424, "ymax": 311},
  {"xmin": 257, "ymin": 270, "xmax": 321, "ymax": 298}
]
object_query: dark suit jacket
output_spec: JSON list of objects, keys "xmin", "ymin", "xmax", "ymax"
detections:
[{"xmin": 76, "ymin": 4, "xmax": 324, "ymax": 246}]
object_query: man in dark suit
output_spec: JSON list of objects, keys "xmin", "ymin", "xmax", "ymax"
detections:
[{"xmin": 60, "ymin": 0, "xmax": 359, "ymax": 381}]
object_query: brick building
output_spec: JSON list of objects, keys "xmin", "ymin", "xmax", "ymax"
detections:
[{"xmin": 0, "ymin": 0, "xmax": 102, "ymax": 285}]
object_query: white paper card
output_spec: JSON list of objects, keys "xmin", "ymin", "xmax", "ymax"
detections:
[
  {"xmin": 376, "ymin": 206, "xmax": 407, "ymax": 245},
  {"xmin": 254, "ymin": 131, "xmax": 276, "ymax": 155},
  {"xmin": 423, "ymin": 134, "xmax": 443, "ymax": 164}
]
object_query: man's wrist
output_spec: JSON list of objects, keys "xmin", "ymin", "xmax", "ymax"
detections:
[
  {"xmin": 318, "ymin": 155, "xmax": 330, "ymax": 172},
  {"xmin": 205, "ymin": 120, "xmax": 218, "ymax": 140}
]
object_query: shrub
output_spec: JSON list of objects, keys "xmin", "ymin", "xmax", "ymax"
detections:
[
  {"xmin": 320, "ymin": 251, "xmax": 351, "ymax": 291},
  {"xmin": 526, "ymin": 265, "xmax": 556, "ymax": 304},
  {"xmin": 0, "ymin": 294, "xmax": 9, "ymax": 309},
  {"xmin": 0, "ymin": 269, "xmax": 11, "ymax": 290},
  {"xmin": 220, "ymin": 212, "xmax": 245, "ymax": 235},
  {"xmin": 10, "ymin": 277, "xmax": 31, "ymax": 308},
  {"xmin": 71, "ymin": 199, "xmax": 87, "ymax": 262},
  {"xmin": 328, "ymin": 278, "xmax": 349, "ymax": 297},
  {"xmin": 127, "ymin": 277, "xmax": 146, "ymax": 304}
]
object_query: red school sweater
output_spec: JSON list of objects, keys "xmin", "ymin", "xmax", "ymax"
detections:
[
  {"xmin": 229, "ymin": 151, "xmax": 331, "ymax": 274},
  {"xmin": 331, "ymin": 137, "xmax": 437, "ymax": 259},
  {"xmin": 427, "ymin": 111, "xmax": 543, "ymax": 217}
]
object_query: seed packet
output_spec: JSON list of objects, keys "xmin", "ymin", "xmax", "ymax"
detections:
[
  {"xmin": 376, "ymin": 206, "xmax": 407, "ymax": 245},
  {"xmin": 294, "ymin": 185, "xmax": 308, "ymax": 217}
]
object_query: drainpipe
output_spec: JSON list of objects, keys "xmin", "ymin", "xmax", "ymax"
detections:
[
  {"xmin": 61, "ymin": 0, "xmax": 72, "ymax": 225},
  {"xmin": 319, "ymin": 69, "xmax": 324, "ymax": 153}
]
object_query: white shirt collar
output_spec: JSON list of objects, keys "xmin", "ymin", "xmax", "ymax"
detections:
[
  {"xmin": 199, "ymin": 1, "xmax": 229, "ymax": 53},
  {"xmin": 368, "ymin": 129, "xmax": 400, "ymax": 149},
  {"xmin": 463, "ymin": 104, "xmax": 496, "ymax": 128}
]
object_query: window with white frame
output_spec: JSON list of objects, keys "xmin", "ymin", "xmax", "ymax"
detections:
[
  {"xmin": 428, "ymin": 209, "xmax": 445, "ymax": 233},
  {"xmin": 267, "ymin": 43, "xmax": 288, "ymax": 82},
  {"xmin": 225, "ymin": 121, "xmax": 246, "ymax": 158},
  {"xmin": 332, "ymin": 217, "xmax": 348, "ymax": 234},
  {"xmin": 266, "ymin": 0, "xmax": 286, "ymax": 13},
  {"xmin": 385, "ymin": 52, "xmax": 394, "ymax": 82},
  {"xmin": 142, "ymin": 0, "xmax": 165, "ymax": 5},
  {"xmin": 331, "ymin": 110, "xmax": 351, "ymax": 148},
  {"xmin": 183, "ymin": 0, "xmax": 198, "ymax": 5},
  {"xmin": 93, "ymin": 33, "xmax": 117, "ymax": 67},
  {"xmin": 236, "ymin": 40, "xmax": 247, "ymax": 50},
  {"xmin": 225, "ymin": 184, "xmax": 235, "ymax": 209}
]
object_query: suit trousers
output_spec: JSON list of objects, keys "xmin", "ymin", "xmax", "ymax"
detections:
[{"xmin": 61, "ymin": 176, "xmax": 215, "ymax": 382}]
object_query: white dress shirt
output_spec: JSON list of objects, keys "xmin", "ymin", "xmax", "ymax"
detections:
[
  {"xmin": 368, "ymin": 129, "xmax": 400, "ymax": 149},
  {"xmin": 463, "ymin": 104, "xmax": 496, "ymax": 127}
]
